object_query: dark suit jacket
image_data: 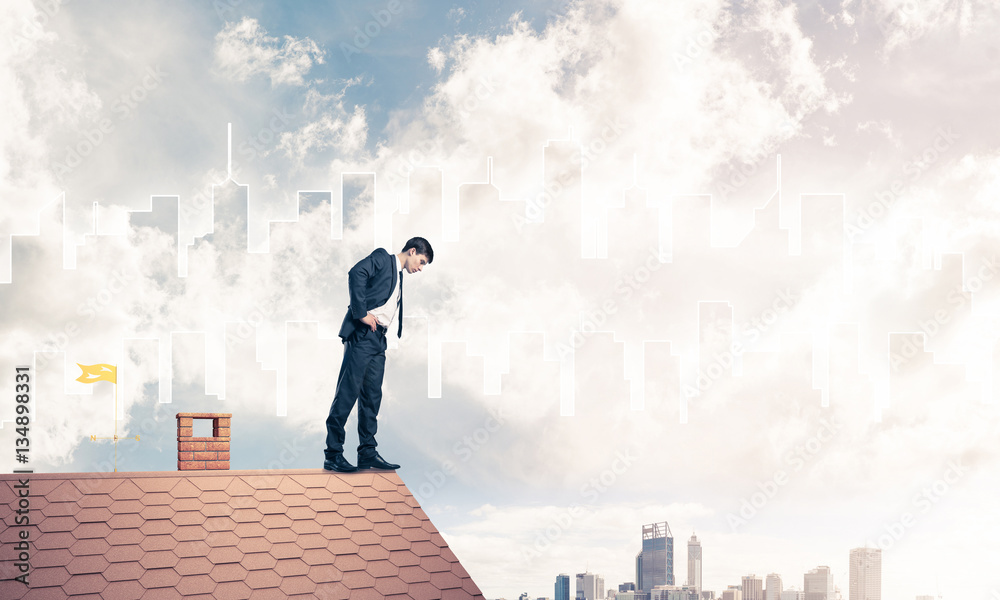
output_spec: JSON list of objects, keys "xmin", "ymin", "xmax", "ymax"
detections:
[{"xmin": 338, "ymin": 248, "xmax": 399, "ymax": 341}]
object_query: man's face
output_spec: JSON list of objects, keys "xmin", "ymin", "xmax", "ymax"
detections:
[{"xmin": 403, "ymin": 251, "xmax": 429, "ymax": 274}]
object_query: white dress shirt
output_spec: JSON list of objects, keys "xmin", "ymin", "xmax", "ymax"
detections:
[{"xmin": 368, "ymin": 253, "xmax": 401, "ymax": 328}]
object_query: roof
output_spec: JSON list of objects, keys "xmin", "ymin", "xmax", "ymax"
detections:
[{"xmin": 0, "ymin": 469, "xmax": 485, "ymax": 599}]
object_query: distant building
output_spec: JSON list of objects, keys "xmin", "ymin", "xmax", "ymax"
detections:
[
  {"xmin": 804, "ymin": 567, "xmax": 835, "ymax": 600},
  {"xmin": 621, "ymin": 583, "xmax": 637, "ymax": 592},
  {"xmin": 616, "ymin": 593, "xmax": 650, "ymax": 600},
  {"xmin": 742, "ymin": 575, "xmax": 763, "ymax": 600},
  {"xmin": 849, "ymin": 548, "xmax": 881, "ymax": 600},
  {"xmin": 636, "ymin": 521, "xmax": 675, "ymax": 591},
  {"xmin": 637, "ymin": 551, "xmax": 644, "ymax": 592},
  {"xmin": 765, "ymin": 574, "xmax": 783, "ymax": 600},
  {"xmin": 722, "ymin": 586, "xmax": 743, "ymax": 600},
  {"xmin": 556, "ymin": 574, "xmax": 571, "ymax": 600},
  {"xmin": 577, "ymin": 572, "xmax": 605, "ymax": 600},
  {"xmin": 650, "ymin": 584, "xmax": 702, "ymax": 600},
  {"xmin": 688, "ymin": 534, "xmax": 703, "ymax": 591},
  {"xmin": 781, "ymin": 588, "xmax": 805, "ymax": 600}
]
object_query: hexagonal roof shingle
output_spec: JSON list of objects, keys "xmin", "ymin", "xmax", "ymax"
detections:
[{"xmin": 0, "ymin": 470, "xmax": 485, "ymax": 599}]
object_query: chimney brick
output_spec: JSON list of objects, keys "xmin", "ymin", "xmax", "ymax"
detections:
[{"xmin": 176, "ymin": 413, "xmax": 232, "ymax": 471}]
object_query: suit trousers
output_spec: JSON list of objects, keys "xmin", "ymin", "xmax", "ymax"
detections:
[{"xmin": 324, "ymin": 326, "xmax": 387, "ymax": 460}]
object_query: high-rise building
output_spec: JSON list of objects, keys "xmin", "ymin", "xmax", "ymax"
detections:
[
  {"xmin": 742, "ymin": 575, "xmax": 763, "ymax": 600},
  {"xmin": 849, "ymin": 548, "xmax": 881, "ymax": 600},
  {"xmin": 576, "ymin": 572, "xmax": 605, "ymax": 600},
  {"xmin": 804, "ymin": 567, "xmax": 835, "ymax": 600},
  {"xmin": 687, "ymin": 534, "xmax": 702, "ymax": 592},
  {"xmin": 636, "ymin": 522, "xmax": 674, "ymax": 591},
  {"xmin": 556, "ymin": 574, "xmax": 571, "ymax": 600},
  {"xmin": 781, "ymin": 589, "xmax": 804, "ymax": 600},
  {"xmin": 765, "ymin": 574, "xmax": 783, "ymax": 600}
]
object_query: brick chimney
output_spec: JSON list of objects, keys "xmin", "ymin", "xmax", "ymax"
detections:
[{"xmin": 176, "ymin": 412, "xmax": 231, "ymax": 470}]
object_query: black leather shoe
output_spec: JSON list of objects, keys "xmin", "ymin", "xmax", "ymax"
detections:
[
  {"xmin": 357, "ymin": 453, "xmax": 400, "ymax": 470},
  {"xmin": 323, "ymin": 455, "xmax": 358, "ymax": 472}
]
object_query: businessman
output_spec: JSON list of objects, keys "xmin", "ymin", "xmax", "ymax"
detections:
[{"xmin": 323, "ymin": 236, "xmax": 433, "ymax": 472}]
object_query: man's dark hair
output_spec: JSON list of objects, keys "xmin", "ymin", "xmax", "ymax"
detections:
[{"xmin": 402, "ymin": 237, "xmax": 433, "ymax": 263}]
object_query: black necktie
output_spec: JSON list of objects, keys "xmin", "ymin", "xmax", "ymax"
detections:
[{"xmin": 396, "ymin": 269, "xmax": 403, "ymax": 338}]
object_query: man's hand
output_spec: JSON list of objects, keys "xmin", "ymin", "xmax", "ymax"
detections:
[{"xmin": 360, "ymin": 313, "xmax": 378, "ymax": 331}]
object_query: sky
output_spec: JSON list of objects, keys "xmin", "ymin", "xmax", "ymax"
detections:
[{"xmin": 2, "ymin": 0, "xmax": 1000, "ymax": 598}]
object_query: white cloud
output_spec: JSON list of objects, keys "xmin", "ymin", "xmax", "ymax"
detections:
[
  {"xmin": 276, "ymin": 85, "xmax": 369, "ymax": 165},
  {"xmin": 856, "ymin": 119, "xmax": 900, "ymax": 146},
  {"xmin": 0, "ymin": 1, "xmax": 99, "ymax": 231},
  {"xmin": 213, "ymin": 17, "xmax": 325, "ymax": 87},
  {"xmin": 868, "ymin": 0, "xmax": 1000, "ymax": 53},
  {"xmin": 427, "ymin": 46, "xmax": 446, "ymax": 73},
  {"xmin": 448, "ymin": 6, "xmax": 466, "ymax": 25}
]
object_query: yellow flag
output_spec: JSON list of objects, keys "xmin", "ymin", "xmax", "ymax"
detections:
[{"xmin": 76, "ymin": 363, "xmax": 117, "ymax": 384}]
